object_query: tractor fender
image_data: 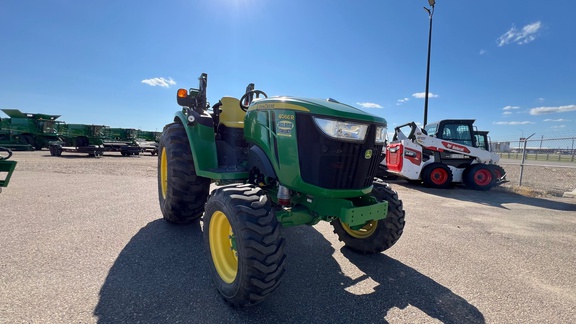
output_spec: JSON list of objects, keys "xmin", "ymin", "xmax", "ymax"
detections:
[
  {"xmin": 248, "ymin": 145, "xmax": 277, "ymax": 180},
  {"xmin": 173, "ymin": 109, "xmax": 213, "ymax": 128},
  {"xmin": 171, "ymin": 111, "xmax": 219, "ymax": 176}
]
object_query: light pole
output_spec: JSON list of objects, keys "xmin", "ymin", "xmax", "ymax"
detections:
[{"xmin": 423, "ymin": 0, "xmax": 435, "ymax": 127}]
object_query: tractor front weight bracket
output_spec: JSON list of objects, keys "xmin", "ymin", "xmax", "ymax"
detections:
[{"xmin": 274, "ymin": 193, "xmax": 389, "ymax": 228}]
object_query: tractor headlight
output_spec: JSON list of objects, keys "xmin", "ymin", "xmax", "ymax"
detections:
[
  {"xmin": 313, "ymin": 117, "xmax": 368, "ymax": 142},
  {"xmin": 375, "ymin": 126, "xmax": 388, "ymax": 144}
]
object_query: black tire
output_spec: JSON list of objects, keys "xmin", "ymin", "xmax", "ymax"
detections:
[
  {"xmin": 421, "ymin": 162, "xmax": 453, "ymax": 189},
  {"xmin": 463, "ymin": 164, "xmax": 496, "ymax": 191},
  {"xmin": 331, "ymin": 182, "xmax": 405, "ymax": 254},
  {"xmin": 488, "ymin": 164, "xmax": 506, "ymax": 181},
  {"xmin": 406, "ymin": 179, "xmax": 422, "ymax": 185},
  {"xmin": 375, "ymin": 165, "xmax": 398, "ymax": 181},
  {"xmin": 158, "ymin": 122, "xmax": 210, "ymax": 223},
  {"xmin": 203, "ymin": 184, "xmax": 286, "ymax": 307},
  {"xmin": 49, "ymin": 145, "xmax": 62, "ymax": 156}
]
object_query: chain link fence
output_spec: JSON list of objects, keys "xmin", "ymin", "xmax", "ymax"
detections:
[{"xmin": 491, "ymin": 137, "xmax": 576, "ymax": 196}]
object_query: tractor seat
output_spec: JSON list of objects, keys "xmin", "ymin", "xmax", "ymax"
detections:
[{"xmin": 218, "ymin": 97, "xmax": 245, "ymax": 129}]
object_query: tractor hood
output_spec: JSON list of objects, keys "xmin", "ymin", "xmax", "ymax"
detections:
[{"xmin": 249, "ymin": 97, "xmax": 387, "ymax": 126}]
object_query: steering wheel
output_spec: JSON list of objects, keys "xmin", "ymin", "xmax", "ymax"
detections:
[
  {"xmin": 0, "ymin": 147, "xmax": 13, "ymax": 161},
  {"xmin": 239, "ymin": 90, "xmax": 268, "ymax": 111}
]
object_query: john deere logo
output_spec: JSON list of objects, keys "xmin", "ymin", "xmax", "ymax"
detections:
[{"xmin": 364, "ymin": 149, "xmax": 373, "ymax": 159}]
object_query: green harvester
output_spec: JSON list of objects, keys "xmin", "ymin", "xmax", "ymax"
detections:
[
  {"xmin": 0, "ymin": 109, "xmax": 61, "ymax": 150},
  {"xmin": 49, "ymin": 123, "xmax": 107, "ymax": 157}
]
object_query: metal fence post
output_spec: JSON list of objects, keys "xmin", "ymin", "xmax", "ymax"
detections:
[
  {"xmin": 519, "ymin": 133, "xmax": 536, "ymax": 186},
  {"xmin": 519, "ymin": 139, "xmax": 527, "ymax": 186}
]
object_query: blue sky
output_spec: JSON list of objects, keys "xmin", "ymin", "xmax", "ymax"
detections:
[{"xmin": 1, "ymin": 0, "xmax": 575, "ymax": 141}]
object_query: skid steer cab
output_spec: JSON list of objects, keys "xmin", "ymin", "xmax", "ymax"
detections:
[
  {"xmin": 157, "ymin": 73, "xmax": 406, "ymax": 307},
  {"xmin": 0, "ymin": 147, "xmax": 17, "ymax": 193},
  {"xmin": 380, "ymin": 119, "xmax": 506, "ymax": 190}
]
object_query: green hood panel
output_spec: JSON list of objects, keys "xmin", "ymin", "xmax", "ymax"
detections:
[{"xmin": 249, "ymin": 97, "xmax": 387, "ymax": 126}]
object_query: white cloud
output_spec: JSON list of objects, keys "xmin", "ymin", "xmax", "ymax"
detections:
[
  {"xmin": 497, "ymin": 21, "xmax": 542, "ymax": 46},
  {"xmin": 502, "ymin": 111, "xmax": 512, "ymax": 115},
  {"xmin": 141, "ymin": 77, "xmax": 176, "ymax": 88},
  {"xmin": 543, "ymin": 118, "xmax": 569, "ymax": 122},
  {"xmin": 552, "ymin": 125, "xmax": 566, "ymax": 129},
  {"xmin": 357, "ymin": 102, "xmax": 382, "ymax": 109},
  {"xmin": 479, "ymin": 49, "xmax": 487, "ymax": 55},
  {"xmin": 493, "ymin": 121, "xmax": 534, "ymax": 125},
  {"xmin": 538, "ymin": 98, "xmax": 545, "ymax": 103},
  {"xmin": 412, "ymin": 92, "xmax": 438, "ymax": 99},
  {"xmin": 502, "ymin": 105, "xmax": 520, "ymax": 111},
  {"xmin": 396, "ymin": 98, "xmax": 410, "ymax": 105},
  {"xmin": 530, "ymin": 105, "xmax": 576, "ymax": 115}
]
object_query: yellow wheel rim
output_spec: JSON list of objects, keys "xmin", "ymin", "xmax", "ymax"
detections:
[
  {"xmin": 341, "ymin": 220, "xmax": 378, "ymax": 239},
  {"xmin": 160, "ymin": 148, "xmax": 168, "ymax": 199},
  {"xmin": 209, "ymin": 211, "xmax": 238, "ymax": 283}
]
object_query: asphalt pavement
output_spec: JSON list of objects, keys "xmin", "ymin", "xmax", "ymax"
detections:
[{"xmin": 1, "ymin": 151, "xmax": 575, "ymax": 323}]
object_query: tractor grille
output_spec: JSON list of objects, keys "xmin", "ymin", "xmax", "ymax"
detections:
[{"xmin": 296, "ymin": 114, "xmax": 383, "ymax": 190}]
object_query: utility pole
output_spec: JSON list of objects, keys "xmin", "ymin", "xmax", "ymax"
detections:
[{"xmin": 423, "ymin": 0, "xmax": 436, "ymax": 127}]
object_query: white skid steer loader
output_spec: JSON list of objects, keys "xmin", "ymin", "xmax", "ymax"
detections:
[{"xmin": 379, "ymin": 119, "xmax": 506, "ymax": 190}]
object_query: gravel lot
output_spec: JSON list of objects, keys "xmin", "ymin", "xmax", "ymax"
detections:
[
  {"xmin": 1, "ymin": 150, "xmax": 575, "ymax": 323},
  {"xmin": 498, "ymin": 159, "xmax": 576, "ymax": 196}
]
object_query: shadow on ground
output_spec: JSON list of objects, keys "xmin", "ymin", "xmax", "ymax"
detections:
[
  {"xmin": 94, "ymin": 220, "xmax": 484, "ymax": 324},
  {"xmin": 386, "ymin": 179, "xmax": 576, "ymax": 211}
]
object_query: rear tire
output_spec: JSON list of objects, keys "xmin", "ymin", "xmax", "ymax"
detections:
[
  {"xmin": 158, "ymin": 122, "xmax": 210, "ymax": 223},
  {"xmin": 421, "ymin": 162, "xmax": 453, "ymax": 189},
  {"xmin": 203, "ymin": 184, "xmax": 286, "ymax": 307},
  {"xmin": 331, "ymin": 182, "xmax": 405, "ymax": 254},
  {"xmin": 463, "ymin": 164, "xmax": 496, "ymax": 191}
]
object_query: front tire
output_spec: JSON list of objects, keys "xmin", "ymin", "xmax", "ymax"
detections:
[
  {"xmin": 331, "ymin": 182, "xmax": 405, "ymax": 254},
  {"xmin": 488, "ymin": 164, "xmax": 506, "ymax": 182},
  {"xmin": 463, "ymin": 164, "xmax": 496, "ymax": 191},
  {"xmin": 203, "ymin": 184, "xmax": 286, "ymax": 307},
  {"xmin": 158, "ymin": 122, "xmax": 210, "ymax": 223}
]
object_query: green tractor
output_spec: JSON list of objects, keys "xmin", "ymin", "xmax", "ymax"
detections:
[
  {"xmin": 0, "ymin": 147, "xmax": 17, "ymax": 193},
  {"xmin": 158, "ymin": 73, "xmax": 405, "ymax": 307},
  {"xmin": 0, "ymin": 109, "xmax": 61, "ymax": 150}
]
